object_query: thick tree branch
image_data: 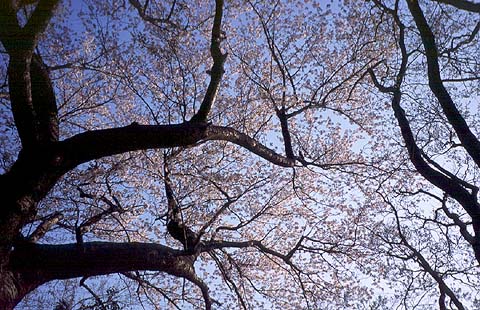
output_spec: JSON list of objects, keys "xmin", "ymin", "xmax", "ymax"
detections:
[
  {"xmin": 10, "ymin": 241, "xmax": 217, "ymax": 309},
  {"xmin": 10, "ymin": 241, "xmax": 195, "ymax": 281},
  {"xmin": 190, "ymin": 0, "xmax": 227, "ymax": 122},
  {"xmin": 22, "ymin": 0, "xmax": 60, "ymax": 49},
  {"xmin": 7, "ymin": 55, "xmax": 38, "ymax": 148},
  {"xmin": 0, "ymin": 0, "xmax": 59, "ymax": 53},
  {"xmin": 408, "ymin": 0, "xmax": 480, "ymax": 168},
  {"xmin": 432, "ymin": 0, "xmax": 480, "ymax": 13},
  {"xmin": 0, "ymin": 2, "xmax": 22, "ymax": 54},
  {"xmin": 59, "ymin": 122, "xmax": 211, "ymax": 168},
  {"xmin": 163, "ymin": 157, "xmax": 200, "ymax": 252},
  {"xmin": 59, "ymin": 123, "xmax": 295, "ymax": 170},
  {"xmin": 277, "ymin": 108, "xmax": 295, "ymax": 159},
  {"xmin": 7, "ymin": 54, "xmax": 53, "ymax": 148},
  {"xmin": 1, "ymin": 0, "xmax": 59, "ymax": 148},
  {"xmin": 30, "ymin": 54, "xmax": 58, "ymax": 143}
]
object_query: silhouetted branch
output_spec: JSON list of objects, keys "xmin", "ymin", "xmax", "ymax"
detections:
[
  {"xmin": 190, "ymin": 0, "xmax": 227, "ymax": 122},
  {"xmin": 432, "ymin": 0, "xmax": 480, "ymax": 13},
  {"xmin": 408, "ymin": 0, "xmax": 480, "ymax": 168}
]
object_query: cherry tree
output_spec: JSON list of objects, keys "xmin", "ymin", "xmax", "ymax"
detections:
[
  {"xmin": 0, "ymin": 0, "xmax": 380, "ymax": 309},
  {"xmin": 1, "ymin": 0, "xmax": 479, "ymax": 309}
]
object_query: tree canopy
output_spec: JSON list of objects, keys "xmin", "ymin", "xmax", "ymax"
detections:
[{"xmin": 0, "ymin": 0, "xmax": 479, "ymax": 309}]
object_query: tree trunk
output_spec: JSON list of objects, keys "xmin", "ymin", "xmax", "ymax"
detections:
[{"xmin": 0, "ymin": 270, "xmax": 39, "ymax": 310}]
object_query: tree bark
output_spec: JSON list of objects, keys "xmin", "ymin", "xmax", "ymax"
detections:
[{"xmin": 0, "ymin": 241, "xmax": 196, "ymax": 309}]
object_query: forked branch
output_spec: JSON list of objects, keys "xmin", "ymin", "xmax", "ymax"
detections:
[{"xmin": 407, "ymin": 0, "xmax": 480, "ymax": 168}]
